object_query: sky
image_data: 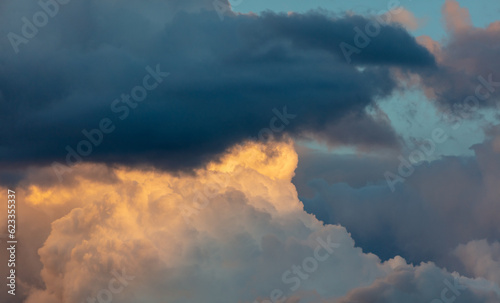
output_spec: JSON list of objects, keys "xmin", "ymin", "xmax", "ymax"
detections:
[{"xmin": 1, "ymin": 0, "xmax": 500, "ymax": 303}]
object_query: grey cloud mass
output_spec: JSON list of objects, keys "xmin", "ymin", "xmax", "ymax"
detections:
[{"xmin": 297, "ymin": 125, "xmax": 500, "ymax": 274}]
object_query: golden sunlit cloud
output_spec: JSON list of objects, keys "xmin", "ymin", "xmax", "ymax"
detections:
[{"xmin": 1, "ymin": 140, "xmax": 499, "ymax": 303}]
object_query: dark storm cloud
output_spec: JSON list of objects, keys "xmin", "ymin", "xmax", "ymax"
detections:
[
  {"xmin": 240, "ymin": 11, "xmax": 436, "ymax": 67},
  {"xmin": 0, "ymin": 0, "xmax": 435, "ymax": 177}
]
